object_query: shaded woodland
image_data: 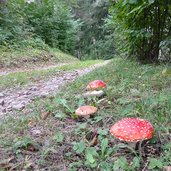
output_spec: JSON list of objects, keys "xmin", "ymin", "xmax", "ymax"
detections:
[{"xmin": 0, "ymin": 0, "xmax": 170, "ymax": 62}]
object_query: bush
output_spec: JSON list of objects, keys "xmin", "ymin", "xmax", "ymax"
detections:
[
  {"xmin": 0, "ymin": 0, "xmax": 80, "ymax": 53},
  {"xmin": 109, "ymin": 0, "xmax": 171, "ymax": 63}
]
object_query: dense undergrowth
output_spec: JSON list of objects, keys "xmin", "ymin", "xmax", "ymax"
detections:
[{"xmin": 0, "ymin": 58, "xmax": 170, "ymax": 170}]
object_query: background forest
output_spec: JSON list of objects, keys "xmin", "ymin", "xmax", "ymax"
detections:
[{"xmin": 0, "ymin": 0, "xmax": 170, "ymax": 63}]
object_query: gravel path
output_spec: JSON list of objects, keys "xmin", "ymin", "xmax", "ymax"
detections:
[
  {"xmin": 0, "ymin": 63, "xmax": 68, "ymax": 76},
  {"xmin": 0, "ymin": 60, "xmax": 110, "ymax": 118}
]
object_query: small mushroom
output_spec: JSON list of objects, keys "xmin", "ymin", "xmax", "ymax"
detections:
[
  {"xmin": 75, "ymin": 105, "xmax": 97, "ymax": 119},
  {"xmin": 83, "ymin": 90, "xmax": 104, "ymax": 98},
  {"xmin": 110, "ymin": 118, "xmax": 154, "ymax": 149},
  {"xmin": 86, "ymin": 80, "xmax": 106, "ymax": 90}
]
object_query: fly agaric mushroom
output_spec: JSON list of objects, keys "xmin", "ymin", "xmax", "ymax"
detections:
[
  {"xmin": 75, "ymin": 105, "xmax": 97, "ymax": 118},
  {"xmin": 86, "ymin": 80, "xmax": 106, "ymax": 90},
  {"xmin": 83, "ymin": 90, "xmax": 104, "ymax": 98},
  {"xmin": 110, "ymin": 118, "xmax": 153, "ymax": 149}
]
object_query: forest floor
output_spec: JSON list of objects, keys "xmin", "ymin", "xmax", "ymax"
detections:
[
  {"xmin": 0, "ymin": 58, "xmax": 171, "ymax": 171},
  {"xmin": 0, "ymin": 60, "xmax": 108, "ymax": 118}
]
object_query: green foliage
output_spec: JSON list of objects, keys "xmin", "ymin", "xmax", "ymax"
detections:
[
  {"xmin": 53, "ymin": 131, "xmax": 64, "ymax": 143},
  {"xmin": 24, "ymin": 0, "xmax": 80, "ymax": 53},
  {"xmin": 71, "ymin": 126, "xmax": 115, "ymax": 170},
  {"xmin": 1, "ymin": 0, "xmax": 170, "ymax": 62},
  {"xmin": 13, "ymin": 136, "xmax": 39, "ymax": 154},
  {"xmin": 108, "ymin": 0, "xmax": 171, "ymax": 63},
  {"xmin": 70, "ymin": 0, "xmax": 114, "ymax": 59},
  {"xmin": 73, "ymin": 140, "xmax": 86, "ymax": 154},
  {"xmin": 148, "ymin": 158, "xmax": 163, "ymax": 170},
  {"xmin": 0, "ymin": 0, "xmax": 80, "ymax": 53},
  {"xmin": 0, "ymin": 0, "xmax": 28, "ymax": 46},
  {"xmin": 55, "ymin": 98, "xmax": 75, "ymax": 114}
]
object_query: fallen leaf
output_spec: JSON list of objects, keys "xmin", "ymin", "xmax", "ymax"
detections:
[
  {"xmin": 0, "ymin": 157, "xmax": 14, "ymax": 169},
  {"xmin": 42, "ymin": 111, "xmax": 51, "ymax": 120},
  {"xmin": 89, "ymin": 134, "xmax": 98, "ymax": 147},
  {"xmin": 28, "ymin": 119, "xmax": 36, "ymax": 126},
  {"xmin": 23, "ymin": 156, "xmax": 34, "ymax": 170},
  {"xmin": 22, "ymin": 143, "xmax": 39, "ymax": 153}
]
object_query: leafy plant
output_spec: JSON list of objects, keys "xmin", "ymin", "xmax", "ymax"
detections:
[
  {"xmin": 55, "ymin": 98, "xmax": 75, "ymax": 114},
  {"xmin": 72, "ymin": 127, "xmax": 115, "ymax": 170},
  {"xmin": 148, "ymin": 158, "xmax": 163, "ymax": 170},
  {"xmin": 13, "ymin": 137, "xmax": 39, "ymax": 154},
  {"xmin": 53, "ymin": 131, "xmax": 64, "ymax": 143},
  {"xmin": 108, "ymin": 0, "xmax": 171, "ymax": 63},
  {"xmin": 73, "ymin": 140, "xmax": 86, "ymax": 154},
  {"xmin": 0, "ymin": 0, "xmax": 80, "ymax": 53}
]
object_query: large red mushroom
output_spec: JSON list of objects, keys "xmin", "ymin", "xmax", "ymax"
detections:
[
  {"xmin": 110, "ymin": 118, "xmax": 154, "ymax": 148},
  {"xmin": 86, "ymin": 80, "xmax": 106, "ymax": 90}
]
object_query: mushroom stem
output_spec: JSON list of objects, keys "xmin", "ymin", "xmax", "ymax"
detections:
[
  {"xmin": 128, "ymin": 141, "xmax": 144, "ymax": 162},
  {"xmin": 138, "ymin": 141, "xmax": 144, "ymax": 162},
  {"xmin": 128, "ymin": 142, "xmax": 137, "ymax": 149},
  {"xmin": 128, "ymin": 141, "xmax": 144, "ymax": 151}
]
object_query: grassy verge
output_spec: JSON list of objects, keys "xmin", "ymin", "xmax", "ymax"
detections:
[
  {"xmin": 0, "ymin": 58, "xmax": 171, "ymax": 171},
  {"xmin": 0, "ymin": 60, "xmax": 103, "ymax": 90},
  {"xmin": 0, "ymin": 47, "xmax": 78, "ymax": 69}
]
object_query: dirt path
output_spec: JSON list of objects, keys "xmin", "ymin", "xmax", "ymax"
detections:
[
  {"xmin": 0, "ymin": 60, "xmax": 110, "ymax": 118},
  {"xmin": 0, "ymin": 63, "xmax": 69, "ymax": 76}
]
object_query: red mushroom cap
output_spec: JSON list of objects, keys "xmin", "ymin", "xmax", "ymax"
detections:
[
  {"xmin": 86, "ymin": 80, "xmax": 106, "ymax": 90},
  {"xmin": 110, "ymin": 118, "xmax": 153, "ymax": 142}
]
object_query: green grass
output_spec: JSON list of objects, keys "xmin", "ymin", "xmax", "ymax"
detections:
[
  {"xmin": 0, "ymin": 58, "xmax": 171, "ymax": 170},
  {"xmin": 0, "ymin": 60, "xmax": 103, "ymax": 90},
  {"xmin": 0, "ymin": 47, "xmax": 78, "ymax": 69}
]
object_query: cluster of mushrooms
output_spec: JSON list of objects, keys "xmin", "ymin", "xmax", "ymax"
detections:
[{"xmin": 75, "ymin": 80, "xmax": 154, "ymax": 148}]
